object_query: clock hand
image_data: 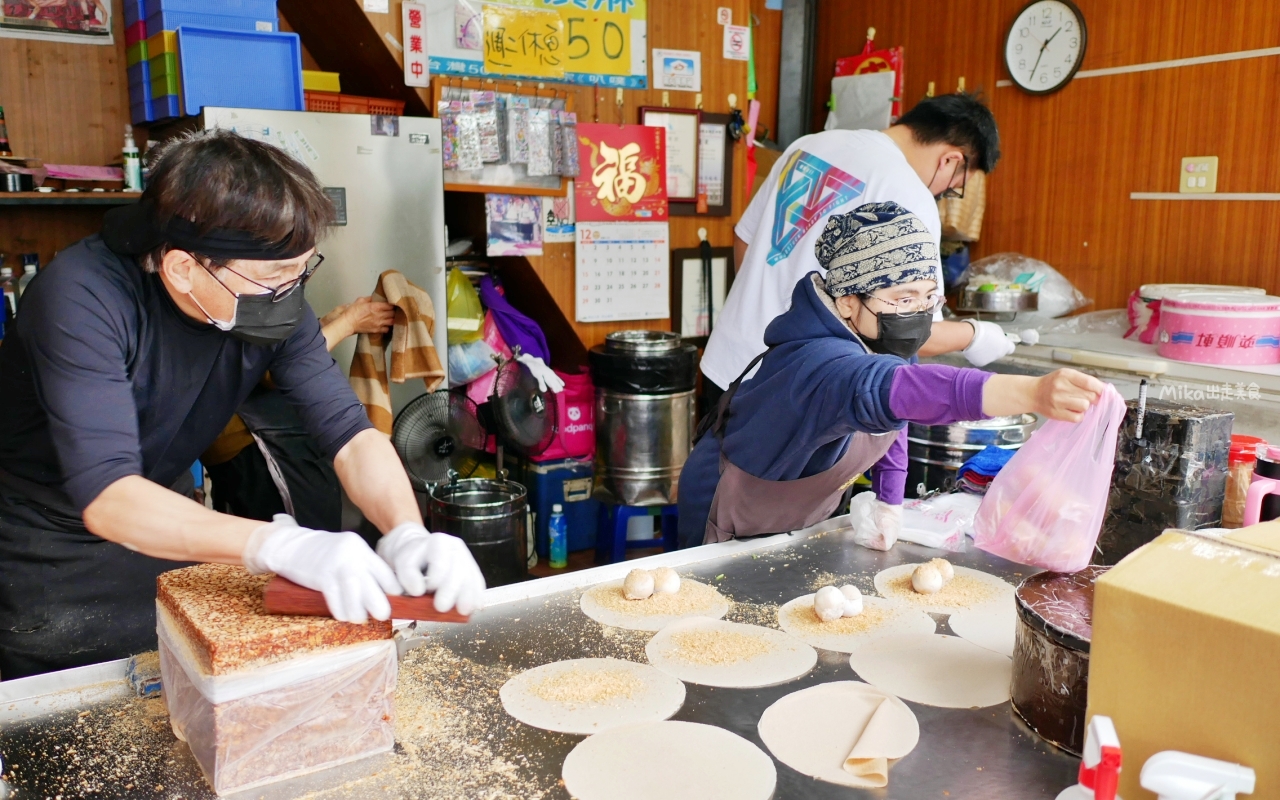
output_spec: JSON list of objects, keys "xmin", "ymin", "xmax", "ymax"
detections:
[{"xmin": 1028, "ymin": 26, "xmax": 1060, "ymax": 81}]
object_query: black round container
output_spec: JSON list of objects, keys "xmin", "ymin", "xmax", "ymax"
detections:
[
  {"xmin": 588, "ymin": 331, "xmax": 698, "ymax": 395},
  {"xmin": 1010, "ymin": 566, "xmax": 1107, "ymax": 756},
  {"xmin": 429, "ymin": 479, "xmax": 528, "ymax": 588}
]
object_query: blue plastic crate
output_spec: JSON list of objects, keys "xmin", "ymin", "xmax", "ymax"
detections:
[
  {"xmin": 131, "ymin": 97, "xmax": 155, "ymax": 124},
  {"xmin": 152, "ymin": 94, "xmax": 184, "ymax": 120},
  {"xmin": 177, "ymin": 27, "xmax": 302, "ymax": 116},
  {"xmin": 127, "ymin": 60, "xmax": 152, "ymax": 90},
  {"xmin": 145, "ymin": 0, "xmax": 278, "ymax": 19},
  {"xmin": 122, "ymin": 0, "xmax": 146, "ymax": 25},
  {"xmin": 521, "ymin": 458, "xmax": 599, "ymax": 558},
  {"xmin": 146, "ymin": 9, "xmax": 276, "ymax": 35}
]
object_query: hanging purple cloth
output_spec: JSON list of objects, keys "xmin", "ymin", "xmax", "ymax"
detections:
[{"xmin": 478, "ymin": 275, "xmax": 550, "ymax": 362}]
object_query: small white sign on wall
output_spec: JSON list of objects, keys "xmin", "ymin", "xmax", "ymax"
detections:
[{"xmin": 402, "ymin": 1, "xmax": 429, "ymax": 87}]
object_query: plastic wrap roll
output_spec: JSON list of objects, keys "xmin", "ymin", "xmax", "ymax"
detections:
[{"xmin": 588, "ymin": 343, "xmax": 699, "ymax": 395}]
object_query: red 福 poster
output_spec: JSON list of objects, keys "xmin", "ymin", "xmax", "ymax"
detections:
[{"xmin": 575, "ymin": 123, "xmax": 667, "ymax": 222}]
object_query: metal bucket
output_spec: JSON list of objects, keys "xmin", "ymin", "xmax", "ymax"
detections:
[
  {"xmin": 428, "ymin": 479, "xmax": 528, "ymax": 587},
  {"xmin": 906, "ymin": 414, "xmax": 1039, "ymax": 496},
  {"xmin": 593, "ymin": 388, "xmax": 695, "ymax": 506},
  {"xmin": 604, "ymin": 330, "xmax": 684, "ymax": 354}
]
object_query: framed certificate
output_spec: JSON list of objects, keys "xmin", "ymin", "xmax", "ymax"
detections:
[
  {"xmin": 669, "ymin": 112, "xmax": 734, "ymax": 218},
  {"xmin": 640, "ymin": 107, "xmax": 700, "ymax": 203},
  {"xmin": 670, "ymin": 245, "xmax": 735, "ymax": 345}
]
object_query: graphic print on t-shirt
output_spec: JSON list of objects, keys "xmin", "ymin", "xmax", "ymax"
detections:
[{"xmin": 767, "ymin": 150, "xmax": 865, "ymax": 266}]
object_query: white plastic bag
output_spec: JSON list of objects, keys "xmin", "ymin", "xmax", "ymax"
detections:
[
  {"xmin": 962, "ymin": 253, "xmax": 1091, "ymax": 321},
  {"xmin": 899, "ymin": 493, "xmax": 983, "ymax": 551},
  {"xmin": 972, "ymin": 385, "xmax": 1127, "ymax": 572},
  {"xmin": 850, "ymin": 491, "xmax": 900, "ymax": 551}
]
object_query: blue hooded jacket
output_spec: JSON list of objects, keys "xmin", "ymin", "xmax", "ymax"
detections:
[{"xmin": 677, "ymin": 273, "xmax": 909, "ymax": 547}]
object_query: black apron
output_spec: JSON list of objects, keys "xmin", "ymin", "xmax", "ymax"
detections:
[
  {"xmin": 0, "ymin": 469, "xmax": 195, "ymax": 680},
  {"xmin": 206, "ymin": 385, "xmax": 342, "ymax": 532}
]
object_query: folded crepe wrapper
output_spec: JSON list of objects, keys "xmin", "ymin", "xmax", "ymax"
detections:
[{"xmin": 841, "ymin": 696, "xmax": 904, "ymax": 786}]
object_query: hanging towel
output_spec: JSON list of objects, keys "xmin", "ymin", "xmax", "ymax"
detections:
[
  {"xmin": 477, "ymin": 274, "xmax": 550, "ymax": 362},
  {"xmin": 349, "ymin": 269, "xmax": 445, "ymax": 434}
]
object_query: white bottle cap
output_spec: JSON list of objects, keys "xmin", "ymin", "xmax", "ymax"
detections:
[{"xmin": 552, "ymin": 504, "xmax": 563, "ymax": 513}]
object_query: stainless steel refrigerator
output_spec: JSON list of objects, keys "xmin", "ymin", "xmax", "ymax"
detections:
[{"xmin": 201, "ymin": 107, "xmax": 449, "ymax": 411}]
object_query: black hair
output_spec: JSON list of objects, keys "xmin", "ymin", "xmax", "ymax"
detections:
[
  {"xmin": 139, "ymin": 129, "xmax": 333, "ymax": 272},
  {"xmin": 893, "ymin": 92, "xmax": 1001, "ymax": 173}
]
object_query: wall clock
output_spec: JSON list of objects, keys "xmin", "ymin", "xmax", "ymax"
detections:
[{"xmin": 1004, "ymin": 0, "xmax": 1087, "ymax": 94}]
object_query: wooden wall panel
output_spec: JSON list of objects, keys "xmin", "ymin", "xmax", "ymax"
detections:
[{"xmin": 812, "ymin": 0, "xmax": 1280, "ymax": 312}]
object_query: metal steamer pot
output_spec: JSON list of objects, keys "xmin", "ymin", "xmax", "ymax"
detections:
[
  {"xmin": 589, "ymin": 331, "xmax": 699, "ymax": 506},
  {"xmin": 428, "ymin": 478, "xmax": 528, "ymax": 587},
  {"xmin": 906, "ymin": 414, "xmax": 1039, "ymax": 496}
]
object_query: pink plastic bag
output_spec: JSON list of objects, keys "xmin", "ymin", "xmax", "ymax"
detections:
[
  {"xmin": 973, "ymin": 384, "xmax": 1127, "ymax": 572},
  {"xmin": 467, "ymin": 312, "xmax": 514, "ymax": 406}
]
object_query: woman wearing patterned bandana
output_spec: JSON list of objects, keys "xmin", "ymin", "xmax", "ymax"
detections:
[
  {"xmin": 677, "ymin": 202, "xmax": 1106, "ymax": 549},
  {"xmin": 0, "ymin": 130, "xmax": 484, "ymax": 679}
]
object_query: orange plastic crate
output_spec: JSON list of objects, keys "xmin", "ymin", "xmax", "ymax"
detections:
[{"xmin": 303, "ymin": 91, "xmax": 404, "ymax": 116}]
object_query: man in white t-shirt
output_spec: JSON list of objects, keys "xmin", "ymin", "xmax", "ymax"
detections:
[{"xmin": 702, "ymin": 94, "xmax": 1013, "ymax": 396}]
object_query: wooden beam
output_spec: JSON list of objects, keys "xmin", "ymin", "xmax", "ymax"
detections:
[{"xmin": 278, "ymin": 0, "xmax": 430, "ymax": 116}]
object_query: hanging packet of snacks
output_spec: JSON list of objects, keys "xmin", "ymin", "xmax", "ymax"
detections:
[
  {"xmin": 558, "ymin": 111, "xmax": 579, "ymax": 177},
  {"xmin": 453, "ymin": 101, "xmax": 485, "ymax": 172},
  {"xmin": 548, "ymin": 109, "xmax": 563, "ymax": 176},
  {"xmin": 469, "ymin": 91, "xmax": 504, "ymax": 163},
  {"xmin": 527, "ymin": 108, "xmax": 554, "ymax": 177},
  {"xmin": 507, "ymin": 96, "xmax": 531, "ymax": 164},
  {"xmin": 438, "ymin": 101, "xmax": 460, "ymax": 170}
]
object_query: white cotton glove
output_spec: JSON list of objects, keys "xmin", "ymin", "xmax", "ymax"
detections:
[
  {"xmin": 376, "ymin": 523, "xmax": 487, "ymax": 615},
  {"xmin": 243, "ymin": 514, "xmax": 402, "ymax": 624},
  {"xmin": 516, "ymin": 353, "xmax": 566, "ymax": 394},
  {"xmin": 850, "ymin": 492, "xmax": 903, "ymax": 552},
  {"xmin": 963, "ymin": 319, "xmax": 1019, "ymax": 367}
]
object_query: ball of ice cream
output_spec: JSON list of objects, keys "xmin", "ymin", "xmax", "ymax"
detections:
[
  {"xmin": 814, "ymin": 586, "xmax": 845, "ymax": 622},
  {"xmin": 838, "ymin": 585, "xmax": 863, "ymax": 617},
  {"xmin": 911, "ymin": 564, "xmax": 944, "ymax": 595},
  {"xmin": 623, "ymin": 568, "xmax": 654, "ymax": 600},
  {"xmin": 652, "ymin": 566, "xmax": 681, "ymax": 595}
]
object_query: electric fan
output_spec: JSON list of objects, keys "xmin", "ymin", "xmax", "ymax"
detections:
[{"xmin": 391, "ymin": 389, "xmax": 488, "ymax": 491}]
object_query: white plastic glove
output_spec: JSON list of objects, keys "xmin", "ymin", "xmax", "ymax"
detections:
[
  {"xmin": 377, "ymin": 523, "xmax": 487, "ymax": 615},
  {"xmin": 516, "ymin": 353, "xmax": 566, "ymax": 394},
  {"xmin": 850, "ymin": 491, "xmax": 903, "ymax": 551},
  {"xmin": 963, "ymin": 319, "xmax": 1018, "ymax": 367},
  {"xmin": 243, "ymin": 514, "xmax": 402, "ymax": 624}
]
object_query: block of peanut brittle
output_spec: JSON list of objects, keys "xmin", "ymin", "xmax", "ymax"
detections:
[{"xmin": 155, "ymin": 564, "xmax": 396, "ymax": 796}]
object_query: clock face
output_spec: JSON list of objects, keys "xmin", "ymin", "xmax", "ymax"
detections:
[{"xmin": 1004, "ymin": 0, "xmax": 1087, "ymax": 94}]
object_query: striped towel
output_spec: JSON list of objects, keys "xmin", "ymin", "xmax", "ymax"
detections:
[{"xmin": 350, "ymin": 270, "xmax": 445, "ymax": 433}]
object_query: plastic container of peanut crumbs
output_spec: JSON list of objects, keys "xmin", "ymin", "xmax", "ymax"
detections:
[{"xmin": 157, "ymin": 605, "xmax": 397, "ymax": 796}]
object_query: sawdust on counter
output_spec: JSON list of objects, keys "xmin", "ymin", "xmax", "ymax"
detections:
[
  {"xmin": 529, "ymin": 666, "xmax": 644, "ymax": 708},
  {"xmin": 665, "ymin": 628, "xmax": 773, "ymax": 666},
  {"xmin": 303, "ymin": 641, "xmax": 557, "ymax": 800},
  {"xmin": 880, "ymin": 572, "xmax": 1000, "ymax": 609},
  {"xmin": 725, "ymin": 599, "xmax": 780, "ymax": 629},
  {"xmin": 0, "ymin": 692, "xmax": 201, "ymax": 799},
  {"xmin": 584, "ymin": 579, "xmax": 725, "ymax": 617},
  {"xmin": 780, "ymin": 600, "xmax": 900, "ymax": 636}
]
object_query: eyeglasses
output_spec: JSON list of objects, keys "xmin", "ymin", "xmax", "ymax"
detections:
[
  {"xmin": 201, "ymin": 253, "xmax": 324, "ymax": 302},
  {"xmin": 938, "ymin": 156, "xmax": 968, "ymax": 200},
  {"xmin": 863, "ymin": 293, "xmax": 946, "ymax": 315}
]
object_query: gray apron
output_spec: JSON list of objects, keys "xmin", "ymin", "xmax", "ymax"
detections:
[{"xmin": 699, "ymin": 351, "xmax": 898, "ymax": 545}]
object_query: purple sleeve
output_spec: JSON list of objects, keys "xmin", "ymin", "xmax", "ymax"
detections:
[
  {"xmin": 869, "ymin": 429, "xmax": 908, "ymax": 505},
  {"xmin": 888, "ymin": 364, "xmax": 991, "ymax": 426}
]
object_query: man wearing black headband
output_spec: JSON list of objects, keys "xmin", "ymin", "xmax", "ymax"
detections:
[{"xmin": 0, "ymin": 130, "xmax": 484, "ymax": 679}]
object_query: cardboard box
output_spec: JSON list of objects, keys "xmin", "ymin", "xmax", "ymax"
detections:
[{"xmin": 1087, "ymin": 522, "xmax": 1280, "ymax": 799}]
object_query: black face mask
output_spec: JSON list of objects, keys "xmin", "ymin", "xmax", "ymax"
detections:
[
  {"xmin": 221, "ymin": 288, "xmax": 308, "ymax": 346},
  {"xmin": 861, "ymin": 309, "xmax": 933, "ymax": 360},
  {"xmin": 187, "ymin": 266, "xmax": 309, "ymax": 346}
]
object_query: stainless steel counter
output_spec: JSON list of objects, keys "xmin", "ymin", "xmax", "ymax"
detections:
[{"xmin": 1, "ymin": 524, "xmax": 1079, "ymax": 799}]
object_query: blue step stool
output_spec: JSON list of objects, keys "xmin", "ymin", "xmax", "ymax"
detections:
[{"xmin": 595, "ymin": 504, "xmax": 678, "ymax": 564}]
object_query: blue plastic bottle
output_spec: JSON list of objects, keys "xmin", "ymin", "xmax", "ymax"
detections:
[{"xmin": 548, "ymin": 503, "xmax": 568, "ymax": 569}]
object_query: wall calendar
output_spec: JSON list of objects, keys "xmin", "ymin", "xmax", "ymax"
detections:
[{"xmin": 575, "ymin": 222, "xmax": 670, "ymax": 323}]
